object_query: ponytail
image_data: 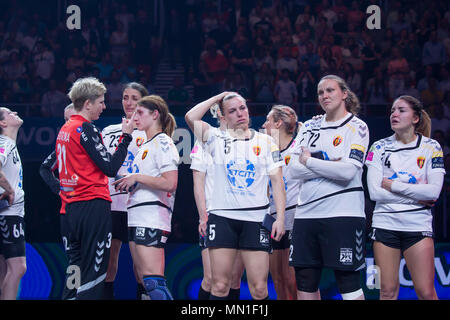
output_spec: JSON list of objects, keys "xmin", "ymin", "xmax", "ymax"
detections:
[{"xmin": 164, "ymin": 112, "xmax": 177, "ymax": 137}]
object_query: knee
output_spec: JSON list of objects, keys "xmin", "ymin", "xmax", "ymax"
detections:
[
  {"xmin": 9, "ymin": 261, "xmax": 26, "ymax": 278},
  {"xmin": 202, "ymin": 274, "xmax": 212, "ymax": 291},
  {"xmin": 249, "ymin": 282, "xmax": 268, "ymax": 300},
  {"xmin": 416, "ymin": 287, "xmax": 437, "ymax": 300},
  {"xmin": 379, "ymin": 284, "xmax": 399, "ymax": 300},
  {"xmin": 212, "ymin": 279, "xmax": 230, "ymax": 296}
]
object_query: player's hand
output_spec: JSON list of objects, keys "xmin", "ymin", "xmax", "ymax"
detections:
[
  {"xmin": 418, "ymin": 200, "xmax": 436, "ymax": 207},
  {"xmin": 198, "ymin": 212, "xmax": 208, "ymax": 237},
  {"xmin": 112, "ymin": 174, "xmax": 138, "ymax": 193},
  {"xmin": 299, "ymin": 146, "xmax": 311, "ymax": 166},
  {"xmin": 381, "ymin": 177, "xmax": 393, "ymax": 191},
  {"xmin": 271, "ymin": 219, "xmax": 285, "ymax": 242},
  {"xmin": 121, "ymin": 113, "xmax": 135, "ymax": 135},
  {"xmin": 0, "ymin": 189, "xmax": 14, "ymax": 206}
]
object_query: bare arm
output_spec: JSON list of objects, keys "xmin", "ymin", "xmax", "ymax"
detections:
[
  {"xmin": 269, "ymin": 167, "xmax": 286, "ymax": 241},
  {"xmin": 0, "ymin": 164, "xmax": 14, "ymax": 205},
  {"xmin": 193, "ymin": 170, "xmax": 208, "ymax": 237}
]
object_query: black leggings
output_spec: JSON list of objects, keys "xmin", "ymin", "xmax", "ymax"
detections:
[{"xmin": 295, "ymin": 267, "xmax": 362, "ymax": 294}]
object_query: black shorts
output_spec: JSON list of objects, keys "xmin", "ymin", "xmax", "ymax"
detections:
[
  {"xmin": 128, "ymin": 227, "xmax": 170, "ymax": 248},
  {"xmin": 370, "ymin": 227, "xmax": 433, "ymax": 252},
  {"xmin": 0, "ymin": 215, "xmax": 26, "ymax": 259},
  {"xmin": 290, "ymin": 217, "xmax": 366, "ymax": 271},
  {"xmin": 272, "ymin": 230, "xmax": 291, "ymax": 250},
  {"xmin": 205, "ymin": 214, "xmax": 271, "ymax": 252},
  {"xmin": 111, "ymin": 211, "xmax": 128, "ymax": 243},
  {"xmin": 60, "ymin": 214, "xmax": 71, "ymax": 252}
]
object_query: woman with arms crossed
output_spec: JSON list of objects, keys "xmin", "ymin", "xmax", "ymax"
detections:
[
  {"xmin": 113, "ymin": 95, "xmax": 179, "ymax": 300},
  {"xmin": 185, "ymin": 91, "xmax": 286, "ymax": 300},
  {"xmin": 289, "ymin": 75, "xmax": 369, "ymax": 300},
  {"xmin": 365, "ymin": 95, "xmax": 444, "ymax": 300}
]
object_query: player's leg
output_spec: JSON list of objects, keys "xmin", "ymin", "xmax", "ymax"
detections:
[{"xmin": 229, "ymin": 250, "xmax": 244, "ymax": 299}]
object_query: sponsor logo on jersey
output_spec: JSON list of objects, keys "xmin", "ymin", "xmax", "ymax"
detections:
[
  {"xmin": 226, "ymin": 160, "xmax": 256, "ymax": 192},
  {"xmin": 142, "ymin": 150, "xmax": 148, "ymax": 160},
  {"xmin": 284, "ymin": 155, "xmax": 291, "ymax": 165},
  {"xmin": 136, "ymin": 227, "xmax": 145, "ymax": 238},
  {"xmin": 253, "ymin": 146, "xmax": 261, "ymax": 156},
  {"xmin": 272, "ymin": 150, "xmax": 282, "ymax": 162},
  {"xmin": 349, "ymin": 144, "xmax": 365, "ymax": 163},
  {"xmin": 76, "ymin": 126, "xmax": 82, "ymax": 133},
  {"xmin": 0, "ymin": 148, "xmax": 4, "ymax": 154},
  {"xmin": 260, "ymin": 228, "xmax": 269, "ymax": 245},
  {"xmin": 136, "ymin": 137, "xmax": 144, "ymax": 147},
  {"xmin": 340, "ymin": 248, "xmax": 353, "ymax": 265},
  {"xmin": 366, "ymin": 151, "xmax": 374, "ymax": 162},
  {"xmin": 432, "ymin": 151, "xmax": 444, "ymax": 169},
  {"xmin": 333, "ymin": 136, "xmax": 343, "ymax": 147},
  {"xmin": 417, "ymin": 156, "xmax": 425, "ymax": 169}
]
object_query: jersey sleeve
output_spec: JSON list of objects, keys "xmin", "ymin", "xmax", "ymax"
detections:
[
  {"xmin": 156, "ymin": 137, "xmax": 180, "ymax": 174},
  {"xmin": 190, "ymin": 141, "xmax": 208, "ymax": 173},
  {"xmin": 346, "ymin": 121, "xmax": 370, "ymax": 168},
  {"xmin": 265, "ymin": 136, "xmax": 283, "ymax": 174},
  {"xmin": 39, "ymin": 151, "xmax": 60, "ymax": 195},
  {"xmin": 365, "ymin": 140, "xmax": 384, "ymax": 171},
  {"xmin": 80, "ymin": 122, "xmax": 132, "ymax": 177}
]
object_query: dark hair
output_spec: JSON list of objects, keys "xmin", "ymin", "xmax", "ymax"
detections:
[
  {"xmin": 394, "ymin": 95, "xmax": 431, "ymax": 137},
  {"xmin": 0, "ymin": 108, "xmax": 5, "ymax": 135},
  {"xmin": 269, "ymin": 105, "xmax": 298, "ymax": 135},
  {"xmin": 123, "ymin": 82, "xmax": 149, "ymax": 98},
  {"xmin": 137, "ymin": 95, "xmax": 177, "ymax": 137},
  {"xmin": 318, "ymin": 74, "xmax": 360, "ymax": 115}
]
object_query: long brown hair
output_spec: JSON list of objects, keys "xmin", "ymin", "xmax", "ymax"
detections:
[
  {"xmin": 137, "ymin": 95, "xmax": 177, "ymax": 137},
  {"xmin": 394, "ymin": 95, "xmax": 431, "ymax": 137}
]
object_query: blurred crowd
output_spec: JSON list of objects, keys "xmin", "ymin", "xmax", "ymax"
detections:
[{"xmin": 0, "ymin": 0, "xmax": 449, "ymax": 142}]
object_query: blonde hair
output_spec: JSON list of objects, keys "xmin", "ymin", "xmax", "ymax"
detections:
[
  {"xmin": 138, "ymin": 95, "xmax": 177, "ymax": 137},
  {"xmin": 269, "ymin": 105, "xmax": 298, "ymax": 135},
  {"xmin": 68, "ymin": 77, "xmax": 107, "ymax": 111},
  {"xmin": 395, "ymin": 95, "xmax": 431, "ymax": 137},
  {"xmin": 318, "ymin": 74, "xmax": 360, "ymax": 115}
]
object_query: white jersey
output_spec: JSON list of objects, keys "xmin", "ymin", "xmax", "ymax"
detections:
[
  {"xmin": 204, "ymin": 128, "xmax": 283, "ymax": 222},
  {"xmin": 101, "ymin": 124, "xmax": 147, "ymax": 212},
  {"xmin": 0, "ymin": 135, "xmax": 24, "ymax": 217},
  {"xmin": 127, "ymin": 133, "xmax": 179, "ymax": 232},
  {"xmin": 190, "ymin": 128, "xmax": 224, "ymax": 211},
  {"xmin": 365, "ymin": 134, "xmax": 445, "ymax": 232},
  {"xmin": 293, "ymin": 113, "xmax": 369, "ymax": 219},
  {"xmin": 269, "ymin": 137, "xmax": 300, "ymax": 230}
]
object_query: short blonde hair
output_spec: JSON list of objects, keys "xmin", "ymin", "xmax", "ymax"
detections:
[{"xmin": 68, "ymin": 77, "xmax": 107, "ymax": 111}]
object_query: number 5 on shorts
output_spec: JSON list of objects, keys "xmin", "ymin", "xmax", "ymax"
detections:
[{"xmin": 209, "ymin": 224, "xmax": 216, "ymax": 241}]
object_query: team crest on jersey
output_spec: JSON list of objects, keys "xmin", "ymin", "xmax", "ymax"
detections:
[
  {"xmin": 136, "ymin": 137, "xmax": 144, "ymax": 147},
  {"xmin": 340, "ymin": 248, "xmax": 353, "ymax": 265},
  {"xmin": 253, "ymin": 146, "xmax": 261, "ymax": 156},
  {"xmin": 76, "ymin": 126, "xmax": 82, "ymax": 133},
  {"xmin": 417, "ymin": 156, "xmax": 425, "ymax": 169},
  {"xmin": 333, "ymin": 136, "xmax": 343, "ymax": 147},
  {"xmin": 284, "ymin": 155, "xmax": 291, "ymax": 165},
  {"xmin": 142, "ymin": 150, "xmax": 148, "ymax": 160}
]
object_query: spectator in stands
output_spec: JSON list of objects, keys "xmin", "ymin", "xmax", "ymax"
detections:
[
  {"xmin": 276, "ymin": 47, "xmax": 298, "ymax": 78},
  {"xmin": 332, "ymin": 0, "xmax": 348, "ymax": 17},
  {"xmin": 199, "ymin": 39, "xmax": 229, "ymax": 95},
  {"xmin": 422, "ymin": 30, "xmax": 447, "ymax": 72},
  {"xmin": 400, "ymin": 76, "xmax": 420, "ymax": 100},
  {"xmin": 201, "ymin": 5, "xmax": 219, "ymax": 34},
  {"xmin": 40, "ymin": 79, "xmax": 69, "ymax": 117},
  {"xmin": 85, "ymin": 43, "xmax": 101, "ymax": 70},
  {"xmin": 95, "ymin": 52, "xmax": 114, "ymax": 82},
  {"xmin": 66, "ymin": 47, "xmax": 85, "ymax": 73},
  {"xmin": 182, "ymin": 11, "xmax": 203, "ymax": 81},
  {"xmin": 274, "ymin": 68, "xmax": 297, "ymax": 106},
  {"xmin": 315, "ymin": 16, "xmax": 333, "ymax": 44},
  {"xmin": 253, "ymin": 46, "xmax": 275, "ymax": 71},
  {"xmin": 21, "ymin": 25, "xmax": 40, "ymax": 52},
  {"xmin": 431, "ymin": 104, "xmax": 450, "ymax": 137},
  {"xmin": 421, "ymin": 77, "xmax": 444, "ymax": 114},
  {"xmin": 168, "ymin": 77, "xmax": 191, "ymax": 112},
  {"xmin": 272, "ymin": 6, "xmax": 292, "ymax": 35},
  {"xmin": 438, "ymin": 64, "xmax": 450, "ymax": 93},
  {"xmin": 380, "ymin": 29, "xmax": 395, "ymax": 57},
  {"xmin": 130, "ymin": 9, "xmax": 152, "ymax": 66},
  {"xmin": 3, "ymin": 52, "xmax": 26, "ymax": 83},
  {"xmin": 404, "ymin": 31, "xmax": 422, "ymax": 71},
  {"xmin": 343, "ymin": 62, "xmax": 362, "ymax": 97},
  {"xmin": 115, "ymin": 3, "xmax": 134, "ymax": 34},
  {"xmin": 432, "ymin": 130, "xmax": 450, "ymax": 156},
  {"xmin": 32, "ymin": 40, "xmax": 55, "ymax": 82},
  {"xmin": 316, "ymin": 0, "xmax": 337, "ymax": 28},
  {"xmin": 300, "ymin": 41, "xmax": 320, "ymax": 78},
  {"xmin": 364, "ymin": 67, "xmax": 389, "ymax": 115},
  {"xmin": 105, "ymin": 70, "xmax": 124, "ymax": 109},
  {"xmin": 110, "ymin": 21, "xmax": 129, "ymax": 64},
  {"xmin": 229, "ymin": 34, "xmax": 253, "ymax": 77},
  {"xmin": 296, "ymin": 59, "xmax": 316, "ymax": 102},
  {"xmin": 254, "ymin": 62, "xmax": 275, "ymax": 103},
  {"xmin": 387, "ymin": 47, "xmax": 410, "ymax": 101},
  {"xmin": 391, "ymin": 11, "xmax": 412, "ymax": 39},
  {"xmin": 295, "ymin": 4, "xmax": 316, "ymax": 28},
  {"xmin": 345, "ymin": 45, "xmax": 364, "ymax": 73},
  {"xmin": 417, "ymin": 65, "xmax": 434, "ymax": 92},
  {"xmin": 347, "ymin": 1, "xmax": 364, "ymax": 28},
  {"xmin": 223, "ymin": 71, "xmax": 250, "ymax": 100},
  {"xmin": 333, "ymin": 11, "xmax": 348, "ymax": 37}
]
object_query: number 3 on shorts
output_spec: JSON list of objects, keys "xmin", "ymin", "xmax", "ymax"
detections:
[{"xmin": 209, "ymin": 224, "xmax": 216, "ymax": 241}]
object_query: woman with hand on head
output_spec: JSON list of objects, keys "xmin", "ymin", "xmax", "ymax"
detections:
[
  {"xmin": 289, "ymin": 75, "xmax": 369, "ymax": 300},
  {"xmin": 101, "ymin": 82, "xmax": 148, "ymax": 299},
  {"xmin": 113, "ymin": 95, "xmax": 179, "ymax": 300},
  {"xmin": 0, "ymin": 108, "xmax": 25, "ymax": 300},
  {"xmin": 185, "ymin": 91, "xmax": 286, "ymax": 300},
  {"xmin": 190, "ymin": 104, "xmax": 245, "ymax": 300},
  {"xmin": 365, "ymin": 95, "xmax": 444, "ymax": 300}
]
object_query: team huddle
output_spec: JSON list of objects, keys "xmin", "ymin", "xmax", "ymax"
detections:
[{"xmin": 0, "ymin": 74, "xmax": 445, "ymax": 300}]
